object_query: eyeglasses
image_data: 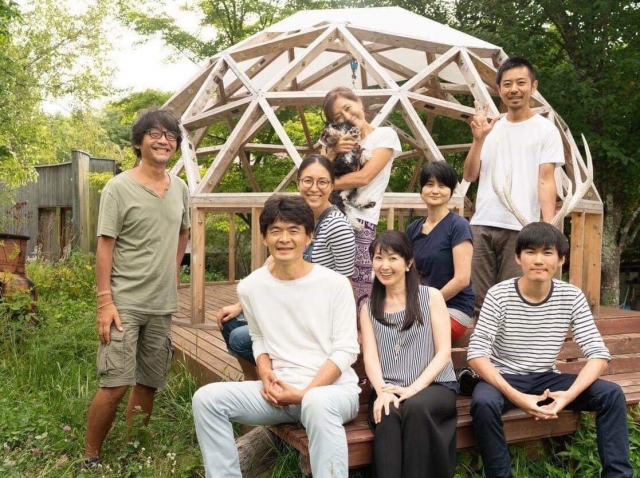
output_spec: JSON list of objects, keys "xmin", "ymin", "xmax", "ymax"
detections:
[
  {"xmin": 298, "ymin": 177, "xmax": 332, "ymax": 190},
  {"xmin": 145, "ymin": 128, "xmax": 179, "ymax": 141}
]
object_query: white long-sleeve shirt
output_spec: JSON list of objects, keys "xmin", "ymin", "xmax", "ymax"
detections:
[{"xmin": 237, "ymin": 264, "xmax": 360, "ymax": 393}]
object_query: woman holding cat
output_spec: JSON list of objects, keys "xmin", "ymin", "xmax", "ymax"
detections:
[{"xmin": 321, "ymin": 86, "xmax": 402, "ymax": 310}]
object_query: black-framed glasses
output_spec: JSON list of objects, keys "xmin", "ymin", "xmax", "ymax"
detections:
[
  {"xmin": 298, "ymin": 177, "xmax": 332, "ymax": 190},
  {"xmin": 145, "ymin": 128, "xmax": 179, "ymax": 141}
]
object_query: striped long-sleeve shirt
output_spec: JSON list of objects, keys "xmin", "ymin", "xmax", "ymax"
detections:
[
  {"xmin": 467, "ymin": 278, "xmax": 610, "ymax": 374},
  {"xmin": 311, "ymin": 210, "xmax": 356, "ymax": 277}
]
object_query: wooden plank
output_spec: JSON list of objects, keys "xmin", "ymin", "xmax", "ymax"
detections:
[
  {"xmin": 457, "ymin": 48, "xmax": 500, "ymax": 116},
  {"xmin": 295, "ymin": 54, "xmax": 352, "ymax": 90},
  {"xmin": 222, "ymin": 53, "xmax": 259, "ymax": 96},
  {"xmin": 265, "ymin": 90, "xmax": 392, "ymax": 107},
  {"xmin": 224, "ymin": 51, "xmax": 283, "ymax": 100},
  {"xmin": 230, "ymin": 26, "xmax": 327, "ymax": 61},
  {"xmin": 406, "ymin": 90, "xmax": 485, "ymax": 123},
  {"xmin": 337, "ymin": 25, "xmax": 399, "ymax": 90},
  {"xmin": 369, "ymin": 95, "xmax": 399, "ymax": 128},
  {"xmin": 251, "ymin": 207, "xmax": 266, "ymax": 271},
  {"xmin": 584, "ymin": 213, "xmax": 603, "ymax": 314},
  {"xmin": 398, "ymin": 95, "xmax": 444, "ymax": 162},
  {"xmin": 266, "ymin": 27, "xmax": 337, "ymax": 92},
  {"xmin": 258, "ymin": 97, "xmax": 303, "ymax": 166},
  {"xmin": 346, "ymin": 25, "xmax": 499, "ymax": 57},
  {"xmin": 570, "ymin": 211, "xmax": 586, "ymax": 290},
  {"xmin": 275, "ymin": 166, "xmax": 298, "ymax": 193},
  {"xmin": 190, "ymin": 207, "xmax": 205, "ymax": 324},
  {"xmin": 371, "ymin": 52, "xmax": 418, "ymax": 79},
  {"xmin": 182, "ymin": 57, "xmax": 228, "ymax": 121},
  {"xmin": 182, "ymin": 96, "xmax": 253, "ymax": 130},
  {"xmin": 178, "ymin": 125, "xmax": 201, "ymax": 195},
  {"xmin": 163, "ymin": 59, "xmax": 217, "ymax": 117},
  {"xmin": 197, "ymin": 98, "xmax": 261, "ymax": 194},
  {"xmin": 228, "ymin": 213, "xmax": 236, "ymax": 282},
  {"xmin": 401, "ymin": 47, "xmax": 460, "ymax": 92}
]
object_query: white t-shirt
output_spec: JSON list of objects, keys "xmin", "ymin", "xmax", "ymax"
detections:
[
  {"xmin": 237, "ymin": 264, "xmax": 360, "ymax": 394},
  {"xmin": 353, "ymin": 127, "xmax": 402, "ymax": 224},
  {"xmin": 471, "ymin": 114, "xmax": 564, "ymax": 231}
]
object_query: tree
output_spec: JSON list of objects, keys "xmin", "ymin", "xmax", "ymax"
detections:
[
  {"xmin": 454, "ymin": 0, "xmax": 640, "ymax": 305},
  {"xmin": 0, "ymin": 0, "xmax": 120, "ymax": 198}
]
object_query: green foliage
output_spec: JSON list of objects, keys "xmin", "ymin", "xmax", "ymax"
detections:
[
  {"xmin": 0, "ymin": 0, "xmax": 121, "ymax": 198},
  {"xmin": 0, "ymin": 253, "xmax": 205, "ymax": 477}
]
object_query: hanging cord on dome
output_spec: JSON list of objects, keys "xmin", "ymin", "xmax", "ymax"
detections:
[{"xmin": 350, "ymin": 58, "xmax": 358, "ymax": 89}]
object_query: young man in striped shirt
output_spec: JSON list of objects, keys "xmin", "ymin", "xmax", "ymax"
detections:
[{"xmin": 467, "ymin": 222, "xmax": 632, "ymax": 478}]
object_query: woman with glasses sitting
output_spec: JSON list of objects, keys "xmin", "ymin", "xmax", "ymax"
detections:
[{"xmin": 216, "ymin": 155, "xmax": 356, "ymax": 380}]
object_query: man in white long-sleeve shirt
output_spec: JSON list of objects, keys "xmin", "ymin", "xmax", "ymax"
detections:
[
  {"xmin": 467, "ymin": 222, "xmax": 632, "ymax": 478},
  {"xmin": 192, "ymin": 195, "xmax": 360, "ymax": 478}
]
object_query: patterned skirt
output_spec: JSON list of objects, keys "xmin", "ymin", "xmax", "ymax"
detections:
[{"xmin": 352, "ymin": 219, "xmax": 377, "ymax": 312}]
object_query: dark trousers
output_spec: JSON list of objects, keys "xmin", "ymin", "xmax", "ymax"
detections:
[
  {"xmin": 470, "ymin": 372, "xmax": 632, "ymax": 478},
  {"xmin": 368, "ymin": 384, "xmax": 458, "ymax": 478}
]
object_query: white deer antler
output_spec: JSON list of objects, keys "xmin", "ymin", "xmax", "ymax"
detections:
[{"xmin": 491, "ymin": 134, "xmax": 594, "ymax": 228}]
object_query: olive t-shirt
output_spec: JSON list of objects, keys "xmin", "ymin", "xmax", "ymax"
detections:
[{"xmin": 97, "ymin": 172, "xmax": 190, "ymax": 314}]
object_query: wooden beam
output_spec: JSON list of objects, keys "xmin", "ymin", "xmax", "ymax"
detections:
[
  {"xmin": 228, "ymin": 213, "xmax": 236, "ymax": 282},
  {"xmin": 275, "ymin": 166, "xmax": 298, "ymax": 192},
  {"xmin": 385, "ymin": 122, "xmax": 428, "ymax": 150},
  {"xmin": 230, "ymin": 26, "xmax": 328, "ymax": 61},
  {"xmin": 222, "ymin": 53, "xmax": 258, "ymax": 96},
  {"xmin": 370, "ymin": 95, "xmax": 400, "ymax": 128},
  {"xmin": 197, "ymin": 99, "xmax": 261, "ymax": 194},
  {"xmin": 295, "ymin": 54, "xmax": 352, "ymax": 90},
  {"xmin": 371, "ymin": 53, "xmax": 418, "ymax": 79},
  {"xmin": 465, "ymin": 49, "xmax": 499, "ymax": 92},
  {"xmin": 398, "ymin": 94, "xmax": 444, "ymax": 162},
  {"xmin": 258, "ymin": 97, "xmax": 303, "ymax": 166},
  {"xmin": 179, "ymin": 125, "xmax": 201, "ymax": 195},
  {"xmin": 163, "ymin": 58, "xmax": 217, "ymax": 117},
  {"xmin": 266, "ymin": 27, "xmax": 337, "ymax": 92},
  {"xmin": 265, "ymin": 90, "xmax": 392, "ymax": 107},
  {"xmin": 457, "ymin": 48, "xmax": 500, "ymax": 116},
  {"xmin": 401, "ymin": 47, "xmax": 460, "ymax": 92},
  {"xmin": 407, "ymin": 155, "xmax": 425, "ymax": 192},
  {"xmin": 570, "ymin": 212, "xmax": 603, "ymax": 315},
  {"xmin": 225, "ymin": 117, "xmax": 260, "ymax": 192},
  {"xmin": 406, "ymin": 90, "xmax": 492, "ymax": 123},
  {"xmin": 251, "ymin": 207, "xmax": 267, "ymax": 271},
  {"xmin": 182, "ymin": 57, "xmax": 228, "ymax": 121},
  {"xmin": 170, "ymin": 159, "xmax": 184, "ymax": 176},
  {"xmin": 288, "ymin": 49, "xmax": 314, "ymax": 148},
  {"xmin": 223, "ymin": 51, "xmax": 283, "ymax": 101},
  {"xmin": 190, "ymin": 207, "xmax": 205, "ymax": 324},
  {"xmin": 182, "ymin": 96, "xmax": 253, "ymax": 131},
  {"xmin": 337, "ymin": 25, "xmax": 399, "ymax": 90},
  {"xmin": 346, "ymin": 25, "xmax": 498, "ymax": 57}
]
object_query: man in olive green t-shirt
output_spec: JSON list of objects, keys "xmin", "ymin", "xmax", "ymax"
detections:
[{"xmin": 83, "ymin": 110, "xmax": 190, "ymax": 468}]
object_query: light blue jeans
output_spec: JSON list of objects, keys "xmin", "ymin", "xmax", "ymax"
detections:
[{"xmin": 192, "ymin": 380, "xmax": 359, "ymax": 478}]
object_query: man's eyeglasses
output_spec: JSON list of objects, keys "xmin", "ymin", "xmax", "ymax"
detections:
[
  {"xmin": 298, "ymin": 177, "xmax": 332, "ymax": 190},
  {"xmin": 145, "ymin": 128, "xmax": 179, "ymax": 141}
]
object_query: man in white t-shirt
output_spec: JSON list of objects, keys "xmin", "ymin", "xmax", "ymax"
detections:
[
  {"xmin": 192, "ymin": 195, "xmax": 360, "ymax": 478},
  {"xmin": 463, "ymin": 56, "xmax": 564, "ymax": 316}
]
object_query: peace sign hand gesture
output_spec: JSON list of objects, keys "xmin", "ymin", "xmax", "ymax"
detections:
[{"xmin": 471, "ymin": 101, "xmax": 498, "ymax": 141}]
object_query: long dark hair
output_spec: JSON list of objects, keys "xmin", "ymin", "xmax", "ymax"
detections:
[{"xmin": 369, "ymin": 231, "xmax": 423, "ymax": 331}]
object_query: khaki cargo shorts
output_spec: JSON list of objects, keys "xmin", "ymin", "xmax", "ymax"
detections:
[{"xmin": 97, "ymin": 311, "xmax": 173, "ymax": 389}]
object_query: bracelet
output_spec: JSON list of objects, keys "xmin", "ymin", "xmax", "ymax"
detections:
[
  {"xmin": 97, "ymin": 291, "xmax": 112, "ymax": 298},
  {"xmin": 97, "ymin": 301, "xmax": 114, "ymax": 309}
]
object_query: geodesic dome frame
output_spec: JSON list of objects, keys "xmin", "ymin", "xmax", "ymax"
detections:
[{"xmin": 162, "ymin": 7, "xmax": 604, "ymax": 323}]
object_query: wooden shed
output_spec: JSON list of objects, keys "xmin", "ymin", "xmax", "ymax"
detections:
[
  {"xmin": 2, "ymin": 150, "xmax": 117, "ymax": 259},
  {"xmin": 163, "ymin": 6, "xmax": 603, "ymax": 327}
]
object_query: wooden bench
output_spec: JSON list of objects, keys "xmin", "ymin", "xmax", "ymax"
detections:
[{"xmin": 271, "ymin": 315, "xmax": 640, "ymax": 474}]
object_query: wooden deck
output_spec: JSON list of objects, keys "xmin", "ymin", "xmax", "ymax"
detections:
[{"xmin": 172, "ymin": 282, "xmax": 640, "ymax": 386}]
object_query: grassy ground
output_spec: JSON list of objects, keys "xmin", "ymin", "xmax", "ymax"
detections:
[{"xmin": 0, "ymin": 253, "xmax": 638, "ymax": 477}]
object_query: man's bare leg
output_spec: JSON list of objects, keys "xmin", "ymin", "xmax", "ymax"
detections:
[
  {"xmin": 84, "ymin": 385, "xmax": 129, "ymax": 459},
  {"xmin": 126, "ymin": 383, "xmax": 156, "ymax": 428}
]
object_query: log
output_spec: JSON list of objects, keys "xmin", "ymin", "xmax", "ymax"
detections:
[{"xmin": 237, "ymin": 427, "xmax": 284, "ymax": 478}]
